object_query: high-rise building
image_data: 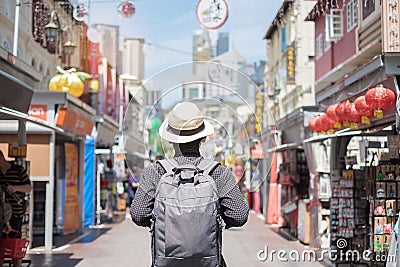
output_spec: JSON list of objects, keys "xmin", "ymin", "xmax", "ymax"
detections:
[
  {"xmin": 193, "ymin": 30, "xmax": 212, "ymax": 62},
  {"xmin": 217, "ymin": 32, "xmax": 229, "ymax": 56},
  {"xmin": 122, "ymin": 38, "xmax": 145, "ymax": 80},
  {"xmin": 93, "ymin": 24, "xmax": 120, "ymax": 72}
]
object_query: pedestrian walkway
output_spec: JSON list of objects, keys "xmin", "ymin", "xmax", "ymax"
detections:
[{"xmin": 25, "ymin": 212, "xmax": 324, "ymax": 267}]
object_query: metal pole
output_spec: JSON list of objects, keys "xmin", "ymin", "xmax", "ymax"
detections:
[
  {"xmin": 45, "ymin": 131, "xmax": 55, "ymax": 251},
  {"xmin": 96, "ymin": 160, "xmax": 101, "ymax": 225},
  {"xmin": 13, "ymin": 0, "xmax": 20, "ymax": 56},
  {"xmin": 17, "ymin": 120, "xmax": 26, "ymax": 144}
]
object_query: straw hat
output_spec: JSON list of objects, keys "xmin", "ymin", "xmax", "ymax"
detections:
[{"xmin": 159, "ymin": 102, "xmax": 214, "ymax": 143}]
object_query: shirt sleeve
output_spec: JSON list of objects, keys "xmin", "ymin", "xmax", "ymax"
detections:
[
  {"xmin": 213, "ymin": 167, "xmax": 249, "ymax": 229},
  {"xmin": 130, "ymin": 164, "xmax": 157, "ymax": 227},
  {"xmin": 19, "ymin": 167, "xmax": 31, "ymax": 185}
]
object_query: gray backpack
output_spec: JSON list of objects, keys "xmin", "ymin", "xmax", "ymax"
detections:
[{"xmin": 151, "ymin": 158, "xmax": 224, "ymax": 267}]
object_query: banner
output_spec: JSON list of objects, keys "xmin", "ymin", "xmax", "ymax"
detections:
[
  {"xmin": 382, "ymin": 0, "xmax": 400, "ymax": 53},
  {"xmin": 255, "ymin": 90, "xmax": 264, "ymax": 133},
  {"xmin": 64, "ymin": 143, "xmax": 80, "ymax": 233},
  {"xmin": 287, "ymin": 45, "xmax": 295, "ymax": 85},
  {"xmin": 89, "ymin": 42, "xmax": 99, "ymax": 76}
]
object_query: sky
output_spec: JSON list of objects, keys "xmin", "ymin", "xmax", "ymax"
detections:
[{"xmin": 87, "ymin": 0, "xmax": 283, "ymax": 79}]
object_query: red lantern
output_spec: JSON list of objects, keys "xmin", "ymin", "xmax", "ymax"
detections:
[
  {"xmin": 348, "ymin": 103, "xmax": 361, "ymax": 129},
  {"xmin": 365, "ymin": 85, "xmax": 396, "ymax": 118},
  {"xmin": 314, "ymin": 116, "xmax": 324, "ymax": 133},
  {"xmin": 319, "ymin": 115, "xmax": 335, "ymax": 134},
  {"xmin": 354, "ymin": 96, "xmax": 374, "ymax": 125},
  {"xmin": 335, "ymin": 101, "xmax": 352, "ymax": 127},
  {"xmin": 326, "ymin": 104, "xmax": 342, "ymax": 128},
  {"xmin": 308, "ymin": 116, "xmax": 319, "ymax": 132}
]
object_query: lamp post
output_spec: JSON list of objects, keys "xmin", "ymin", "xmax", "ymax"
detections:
[{"xmin": 44, "ymin": 10, "xmax": 76, "ymax": 64}]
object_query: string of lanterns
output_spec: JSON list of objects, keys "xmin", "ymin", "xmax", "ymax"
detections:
[{"xmin": 308, "ymin": 85, "xmax": 396, "ymax": 134}]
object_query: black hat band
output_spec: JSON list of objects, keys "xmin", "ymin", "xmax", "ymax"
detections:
[{"xmin": 167, "ymin": 122, "xmax": 205, "ymax": 136}]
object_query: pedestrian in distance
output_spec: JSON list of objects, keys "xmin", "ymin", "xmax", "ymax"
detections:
[
  {"xmin": 0, "ymin": 150, "xmax": 32, "ymax": 267},
  {"xmin": 131, "ymin": 102, "xmax": 249, "ymax": 267}
]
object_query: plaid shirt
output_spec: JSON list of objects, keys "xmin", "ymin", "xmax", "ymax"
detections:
[{"xmin": 130, "ymin": 150, "xmax": 249, "ymax": 229}]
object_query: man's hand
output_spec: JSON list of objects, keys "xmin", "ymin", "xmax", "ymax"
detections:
[
  {"xmin": 6, "ymin": 185, "xmax": 17, "ymax": 194},
  {"xmin": 3, "ymin": 222, "xmax": 11, "ymax": 234}
]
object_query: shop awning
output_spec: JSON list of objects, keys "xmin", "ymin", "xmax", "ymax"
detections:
[
  {"xmin": 0, "ymin": 106, "xmax": 65, "ymax": 133},
  {"xmin": 266, "ymin": 142, "xmax": 301, "ymax": 153},
  {"xmin": 0, "ymin": 69, "xmax": 33, "ymax": 113}
]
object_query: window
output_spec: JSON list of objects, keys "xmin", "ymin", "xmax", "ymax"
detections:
[
  {"xmin": 347, "ymin": 0, "xmax": 358, "ymax": 32},
  {"xmin": 362, "ymin": 0, "xmax": 375, "ymax": 19},
  {"xmin": 324, "ymin": 30, "xmax": 331, "ymax": 52},
  {"xmin": 281, "ymin": 27, "xmax": 287, "ymax": 52},
  {"xmin": 316, "ymin": 34, "xmax": 323, "ymax": 60},
  {"xmin": 2, "ymin": 39, "xmax": 10, "ymax": 51},
  {"xmin": 325, "ymin": 9, "xmax": 344, "ymax": 41},
  {"xmin": 189, "ymin": 88, "xmax": 198, "ymax": 99}
]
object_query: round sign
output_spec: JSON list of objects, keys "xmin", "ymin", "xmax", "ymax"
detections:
[
  {"xmin": 196, "ymin": 0, "xmax": 229, "ymax": 30},
  {"xmin": 73, "ymin": 3, "xmax": 88, "ymax": 21},
  {"xmin": 118, "ymin": 1, "xmax": 135, "ymax": 18},
  {"xmin": 208, "ymin": 61, "xmax": 224, "ymax": 83}
]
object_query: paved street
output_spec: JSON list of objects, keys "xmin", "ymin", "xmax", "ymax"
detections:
[{"xmin": 26, "ymin": 212, "xmax": 324, "ymax": 267}]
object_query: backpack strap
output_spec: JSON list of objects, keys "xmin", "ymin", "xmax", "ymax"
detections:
[
  {"xmin": 197, "ymin": 158, "xmax": 220, "ymax": 176},
  {"xmin": 157, "ymin": 158, "xmax": 179, "ymax": 175}
]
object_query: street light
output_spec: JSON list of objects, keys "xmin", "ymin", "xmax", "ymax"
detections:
[{"xmin": 44, "ymin": 10, "xmax": 76, "ymax": 57}]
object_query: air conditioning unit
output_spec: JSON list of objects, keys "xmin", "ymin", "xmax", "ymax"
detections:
[{"xmin": 325, "ymin": 9, "xmax": 343, "ymax": 42}]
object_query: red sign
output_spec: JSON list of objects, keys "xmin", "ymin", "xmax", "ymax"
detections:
[
  {"xmin": 28, "ymin": 104, "xmax": 47, "ymax": 121},
  {"xmin": 89, "ymin": 42, "xmax": 99, "ymax": 75},
  {"xmin": 56, "ymin": 107, "xmax": 94, "ymax": 136},
  {"xmin": 7, "ymin": 52, "xmax": 15, "ymax": 64},
  {"xmin": 8, "ymin": 143, "xmax": 27, "ymax": 158}
]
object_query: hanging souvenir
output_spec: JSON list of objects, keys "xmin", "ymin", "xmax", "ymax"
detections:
[
  {"xmin": 73, "ymin": 3, "xmax": 89, "ymax": 22},
  {"xmin": 118, "ymin": 1, "xmax": 135, "ymax": 18},
  {"xmin": 196, "ymin": 0, "xmax": 229, "ymax": 30}
]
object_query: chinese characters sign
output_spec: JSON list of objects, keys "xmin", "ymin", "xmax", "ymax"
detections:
[
  {"xmin": 287, "ymin": 45, "xmax": 295, "ymax": 85},
  {"xmin": 255, "ymin": 90, "xmax": 264, "ymax": 133},
  {"xmin": 382, "ymin": 0, "xmax": 400, "ymax": 52}
]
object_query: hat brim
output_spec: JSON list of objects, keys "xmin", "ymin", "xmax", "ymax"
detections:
[{"xmin": 159, "ymin": 119, "xmax": 214, "ymax": 144}]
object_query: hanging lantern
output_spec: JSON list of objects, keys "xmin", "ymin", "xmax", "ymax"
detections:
[
  {"xmin": 354, "ymin": 96, "xmax": 374, "ymax": 125},
  {"xmin": 326, "ymin": 104, "xmax": 342, "ymax": 128},
  {"xmin": 348, "ymin": 103, "xmax": 361, "ymax": 130},
  {"xmin": 365, "ymin": 85, "xmax": 396, "ymax": 118},
  {"xmin": 322, "ymin": 115, "xmax": 336, "ymax": 134},
  {"xmin": 49, "ymin": 74, "xmax": 63, "ymax": 92},
  {"xmin": 48, "ymin": 66, "xmax": 91, "ymax": 98},
  {"xmin": 335, "ymin": 101, "xmax": 352, "ymax": 127},
  {"xmin": 308, "ymin": 116, "xmax": 319, "ymax": 132},
  {"xmin": 118, "ymin": 1, "xmax": 135, "ymax": 18},
  {"xmin": 314, "ymin": 116, "xmax": 324, "ymax": 133}
]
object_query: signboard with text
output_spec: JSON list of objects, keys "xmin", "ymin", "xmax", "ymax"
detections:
[
  {"xmin": 255, "ymin": 90, "xmax": 264, "ymax": 133},
  {"xmin": 287, "ymin": 45, "xmax": 295, "ymax": 85},
  {"xmin": 382, "ymin": 0, "xmax": 400, "ymax": 52}
]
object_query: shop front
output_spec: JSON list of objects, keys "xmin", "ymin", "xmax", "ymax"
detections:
[
  {"xmin": 27, "ymin": 92, "xmax": 95, "ymax": 249},
  {"xmin": 305, "ymin": 54, "xmax": 400, "ymax": 261},
  {"xmin": 265, "ymin": 107, "xmax": 316, "ymax": 241}
]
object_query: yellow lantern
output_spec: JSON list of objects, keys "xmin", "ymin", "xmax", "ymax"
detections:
[
  {"xmin": 49, "ymin": 74, "xmax": 63, "ymax": 91},
  {"xmin": 66, "ymin": 72, "xmax": 84, "ymax": 98}
]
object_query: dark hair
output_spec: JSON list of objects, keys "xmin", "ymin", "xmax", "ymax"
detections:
[
  {"xmin": 172, "ymin": 138, "xmax": 205, "ymax": 155},
  {"xmin": 0, "ymin": 150, "xmax": 4, "ymax": 159}
]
